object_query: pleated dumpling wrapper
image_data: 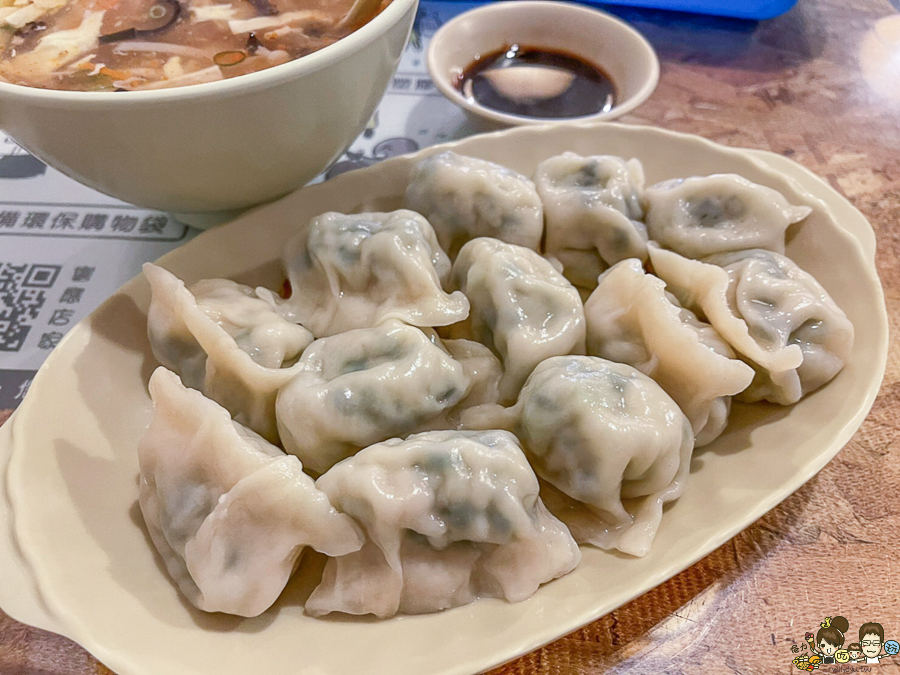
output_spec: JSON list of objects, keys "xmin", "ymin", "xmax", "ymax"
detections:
[
  {"xmin": 644, "ymin": 174, "xmax": 811, "ymax": 259},
  {"xmin": 534, "ymin": 152, "xmax": 648, "ymax": 293},
  {"xmin": 464, "ymin": 356, "xmax": 694, "ymax": 558},
  {"xmin": 306, "ymin": 429, "xmax": 580, "ymax": 618},
  {"xmin": 138, "ymin": 367, "xmax": 363, "ymax": 617},
  {"xmin": 144, "ymin": 263, "xmax": 312, "ymax": 443},
  {"xmin": 276, "ymin": 320, "xmax": 471, "ymax": 475},
  {"xmin": 258, "ymin": 210, "xmax": 469, "ymax": 337},
  {"xmin": 648, "ymin": 246, "xmax": 854, "ymax": 405},
  {"xmin": 584, "ymin": 259, "xmax": 754, "ymax": 447},
  {"xmin": 446, "ymin": 237, "xmax": 586, "ymax": 405},
  {"xmin": 426, "ymin": 338, "xmax": 503, "ymax": 430},
  {"xmin": 404, "ymin": 151, "xmax": 544, "ymax": 259}
]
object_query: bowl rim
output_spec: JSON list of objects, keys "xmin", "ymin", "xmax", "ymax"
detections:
[
  {"xmin": 0, "ymin": 0, "xmax": 418, "ymax": 106},
  {"xmin": 426, "ymin": 0, "xmax": 660, "ymax": 126}
]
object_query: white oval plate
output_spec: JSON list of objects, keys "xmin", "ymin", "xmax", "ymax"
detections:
[{"xmin": 2, "ymin": 122, "xmax": 887, "ymax": 675}]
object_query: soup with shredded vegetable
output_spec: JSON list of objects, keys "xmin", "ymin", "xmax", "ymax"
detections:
[{"xmin": 0, "ymin": 0, "xmax": 390, "ymax": 91}]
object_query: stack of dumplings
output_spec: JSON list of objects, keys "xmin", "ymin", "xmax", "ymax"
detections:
[{"xmin": 140, "ymin": 149, "xmax": 853, "ymax": 620}]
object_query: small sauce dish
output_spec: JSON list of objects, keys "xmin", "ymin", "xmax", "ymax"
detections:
[{"xmin": 427, "ymin": 1, "xmax": 660, "ymax": 126}]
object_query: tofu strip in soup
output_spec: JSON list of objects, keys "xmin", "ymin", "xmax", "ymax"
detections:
[{"xmin": 0, "ymin": 0, "xmax": 392, "ymax": 90}]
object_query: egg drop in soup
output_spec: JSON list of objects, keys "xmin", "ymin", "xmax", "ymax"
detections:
[{"xmin": 0, "ymin": 0, "xmax": 391, "ymax": 91}]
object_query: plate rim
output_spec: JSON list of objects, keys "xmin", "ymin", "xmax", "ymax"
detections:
[{"xmin": 2, "ymin": 120, "xmax": 889, "ymax": 675}]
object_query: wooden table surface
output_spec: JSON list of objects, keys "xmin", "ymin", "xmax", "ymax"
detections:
[{"xmin": 3, "ymin": 0, "xmax": 900, "ymax": 673}]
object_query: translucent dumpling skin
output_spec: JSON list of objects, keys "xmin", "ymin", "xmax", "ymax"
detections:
[
  {"xmin": 584, "ymin": 259, "xmax": 754, "ymax": 446},
  {"xmin": 145, "ymin": 263, "xmax": 312, "ymax": 387},
  {"xmin": 135, "ymin": 152, "xmax": 854, "ymax": 621},
  {"xmin": 306, "ymin": 429, "xmax": 580, "ymax": 618},
  {"xmin": 276, "ymin": 320, "xmax": 471, "ymax": 474},
  {"xmin": 144, "ymin": 263, "xmax": 312, "ymax": 442},
  {"xmin": 534, "ymin": 152, "xmax": 648, "ymax": 292},
  {"xmin": 644, "ymin": 174, "xmax": 811, "ymax": 259},
  {"xmin": 511, "ymin": 356, "xmax": 694, "ymax": 557},
  {"xmin": 706, "ymin": 249, "xmax": 854, "ymax": 404},
  {"xmin": 138, "ymin": 368, "xmax": 363, "ymax": 617},
  {"xmin": 649, "ymin": 246, "xmax": 854, "ymax": 405},
  {"xmin": 264, "ymin": 210, "xmax": 469, "ymax": 337},
  {"xmin": 419, "ymin": 338, "xmax": 504, "ymax": 432},
  {"xmin": 448, "ymin": 237, "xmax": 586, "ymax": 405},
  {"xmin": 404, "ymin": 151, "xmax": 544, "ymax": 259}
]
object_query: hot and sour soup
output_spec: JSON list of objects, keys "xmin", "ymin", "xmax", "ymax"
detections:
[{"xmin": 0, "ymin": 0, "xmax": 389, "ymax": 91}]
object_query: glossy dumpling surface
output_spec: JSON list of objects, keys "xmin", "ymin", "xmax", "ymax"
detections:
[
  {"xmin": 447, "ymin": 237, "xmax": 586, "ymax": 405},
  {"xmin": 534, "ymin": 153, "xmax": 648, "ymax": 292},
  {"xmin": 584, "ymin": 259, "xmax": 754, "ymax": 446},
  {"xmin": 419, "ymin": 338, "xmax": 504, "ymax": 432},
  {"xmin": 264, "ymin": 210, "xmax": 469, "ymax": 337},
  {"xmin": 276, "ymin": 320, "xmax": 471, "ymax": 474},
  {"xmin": 306, "ymin": 429, "xmax": 580, "ymax": 618},
  {"xmin": 644, "ymin": 174, "xmax": 812, "ymax": 259},
  {"xmin": 511, "ymin": 356, "xmax": 694, "ymax": 557},
  {"xmin": 706, "ymin": 249, "xmax": 854, "ymax": 403},
  {"xmin": 649, "ymin": 246, "xmax": 854, "ymax": 405},
  {"xmin": 138, "ymin": 368, "xmax": 363, "ymax": 617},
  {"xmin": 403, "ymin": 151, "xmax": 544, "ymax": 259},
  {"xmin": 144, "ymin": 263, "xmax": 312, "ymax": 442}
]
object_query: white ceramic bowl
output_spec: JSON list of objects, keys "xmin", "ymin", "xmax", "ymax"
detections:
[
  {"xmin": 0, "ymin": 0, "xmax": 418, "ymax": 219},
  {"xmin": 427, "ymin": 1, "xmax": 659, "ymax": 126}
]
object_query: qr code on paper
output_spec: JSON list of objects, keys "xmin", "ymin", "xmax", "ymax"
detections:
[{"xmin": 0, "ymin": 262, "xmax": 60, "ymax": 352}]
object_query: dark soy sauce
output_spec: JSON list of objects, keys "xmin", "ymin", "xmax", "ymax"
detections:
[{"xmin": 457, "ymin": 44, "xmax": 617, "ymax": 119}]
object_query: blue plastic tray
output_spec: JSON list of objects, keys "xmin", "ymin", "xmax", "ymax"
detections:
[
  {"xmin": 591, "ymin": 0, "xmax": 798, "ymax": 20},
  {"xmin": 431, "ymin": 0, "xmax": 799, "ymax": 20}
]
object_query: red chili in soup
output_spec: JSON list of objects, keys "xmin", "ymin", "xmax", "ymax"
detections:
[{"xmin": 0, "ymin": 0, "xmax": 390, "ymax": 91}]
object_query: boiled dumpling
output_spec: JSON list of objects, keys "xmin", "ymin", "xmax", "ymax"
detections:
[
  {"xmin": 710, "ymin": 250, "xmax": 853, "ymax": 403},
  {"xmin": 584, "ymin": 259, "xmax": 754, "ymax": 446},
  {"xmin": 144, "ymin": 263, "xmax": 312, "ymax": 442},
  {"xmin": 420, "ymin": 338, "xmax": 503, "ymax": 431},
  {"xmin": 145, "ymin": 262, "xmax": 312, "ymax": 389},
  {"xmin": 534, "ymin": 153, "xmax": 648, "ymax": 292},
  {"xmin": 276, "ymin": 320, "xmax": 471, "ymax": 474},
  {"xmin": 261, "ymin": 210, "xmax": 469, "ymax": 337},
  {"xmin": 446, "ymin": 237, "xmax": 586, "ymax": 405},
  {"xmin": 649, "ymin": 246, "xmax": 854, "ymax": 405},
  {"xmin": 138, "ymin": 367, "xmax": 363, "ymax": 617},
  {"xmin": 493, "ymin": 356, "xmax": 694, "ymax": 557},
  {"xmin": 644, "ymin": 174, "xmax": 812, "ymax": 259},
  {"xmin": 305, "ymin": 429, "xmax": 580, "ymax": 618},
  {"xmin": 403, "ymin": 151, "xmax": 544, "ymax": 259}
]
